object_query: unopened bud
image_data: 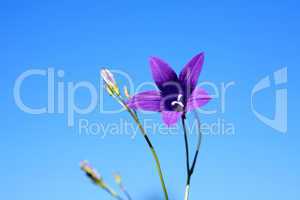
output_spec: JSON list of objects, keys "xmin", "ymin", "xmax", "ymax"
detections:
[
  {"xmin": 80, "ymin": 160, "xmax": 102, "ymax": 184},
  {"xmin": 100, "ymin": 68, "xmax": 120, "ymax": 96}
]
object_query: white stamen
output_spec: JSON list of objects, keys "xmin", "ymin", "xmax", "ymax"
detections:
[
  {"xmin": 171, "ymin": 94, "xmax": 184, "ymax": 108},
  {"xmin": 177, "ymin": 94, "xmax": 183, "ymax": 102},
  {"xmin": 171, "ymin": 101, "xmax": 184, "ymax": 107}
]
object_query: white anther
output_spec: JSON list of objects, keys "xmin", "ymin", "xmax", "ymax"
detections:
[
  {"xmin": 177, "ymin": 94, "xmax": 183, "ymax": 102},
  {"xmin": 171, "ymin": 94, "xmax": 184, "ymax": 108}
]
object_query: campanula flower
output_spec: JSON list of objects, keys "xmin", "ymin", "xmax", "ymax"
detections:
[{"xmin": 127, "ymin": 52, "xmax": 211, "ymax": 126}]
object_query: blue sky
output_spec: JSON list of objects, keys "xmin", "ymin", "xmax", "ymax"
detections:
[{"xmin": 0, "ymin": 0, "xmax": 299, "ymax": 200}]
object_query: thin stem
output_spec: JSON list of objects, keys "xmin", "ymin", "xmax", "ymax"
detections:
[
  {"xmin": 181, "ymin": 115, "xmax": 191, "ymax": 200},
  {"xmin": 98, "ymin": 182, "xmax": 124, "ymax": 200},
  {"xmin": 184, "ymin": 184, "xmax": 190, "ymax": 200},
  {"xmin": 115, "ymin": 97, "xmax": 169, "ymax": 200},
  {"xmin": 182, "ymin": 115, "xmax": 190, "ymax": 177},
  {"xmin": 118, "ymin": 183, "xmax": 132, "ymax": 200},
  {"xmin": 150, "ymin": 147, "xmax": 169, "ymax": 200},
  {"xmin": 182, "ymin": 111, "xmax": 203, "ymax": 200},
  {"xmin": 190, "ymin": 110, "xmax": 202, "ymax": 175}
]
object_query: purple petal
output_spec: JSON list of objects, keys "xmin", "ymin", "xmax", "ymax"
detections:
[
  {"xmin": 179, "ymin": 52, "xmax": 205, "ymax": 95},
  {"xmin": 127, "ymin": 90, "xmax": 162, "ymax": 112},
  {"xmin": 149, "ymin": 56, "xmax": 179, "ymax": 90},
  {"xmin": 186, "ymin": 87, "xmax": 211, "ymax": 111},
  {"xmin": 161, "ymin": 111, "xmax": 182, "ymax": 126}
]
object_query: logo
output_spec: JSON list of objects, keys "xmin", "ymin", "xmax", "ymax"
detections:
[{"xmin": 251, "ymin": 67, "xmax": 288, "ymax": 133}]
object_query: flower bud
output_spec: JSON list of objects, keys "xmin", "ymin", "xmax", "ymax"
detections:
[
  {"xmin": 101, "ymin": 68, "xmax": 120, "ymax": 96},
  {"xmin": 80, "ymin": 160, "xmax": 102, "ymax": 184}
]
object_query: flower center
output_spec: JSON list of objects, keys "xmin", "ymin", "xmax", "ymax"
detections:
[{"xmin": 171, "ymin": 94, "xmax": 184, "ymax": 112}]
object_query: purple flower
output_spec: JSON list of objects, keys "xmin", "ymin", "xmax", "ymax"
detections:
[{"xmin": 127, "ymin": 52, "xmax": 211, "ymax": 126}]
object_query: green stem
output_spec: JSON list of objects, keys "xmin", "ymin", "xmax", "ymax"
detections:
[
  {"xmin": 150, "ymin": 147, "xmax": 169, "ymax": 200},
  {"xmin": 97, "ymin": 182, "xmax": 124, "ymax": 200},
  {"xmin": 190, "ymin": 111, "xmax": 202, "ymax": 175},
  {"xmin": 116, "ymin": 97, "xmax": 169, "ymax": 200}
]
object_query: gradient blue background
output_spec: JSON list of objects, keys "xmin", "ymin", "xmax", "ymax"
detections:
[{"xmin": 1, "ymin": 0, "xmax": 299, "ymax": 199}]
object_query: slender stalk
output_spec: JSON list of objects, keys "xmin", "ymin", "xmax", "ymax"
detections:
[
  {"xmin": 181, "ymin": 115, "xmax": 191, "ymax": 200},
  {"xmin": 97, "ymin": 182, "xmax": 124, "ymax": 200},
  {"xmin": 117, "ymin": 182, "xmax": 132, "ymax": 200},
  {"xmin": 121, "ymin": 186, "xmax": 132, "ymax": 200},
  {"xmin": 115, "ymin": 97, "xmax": 169, "ymax": 200},
  {"xmin": 190, "ymin": 111, "xmax": 202, "ymax": 175},
  {"xmin": 182, "ymin": 115, "xmax": 190, "ymax": 176},
  {"xmin": 129, "ymin": 110, "xmax": 168, "ymax": 200},
  {"xmin": 182, "ymin": 111, "xmax": 203, "ymax": 200},
  {"xmin": 184, "ymin": 184, "xmax": 190, "ymax": 200}
]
